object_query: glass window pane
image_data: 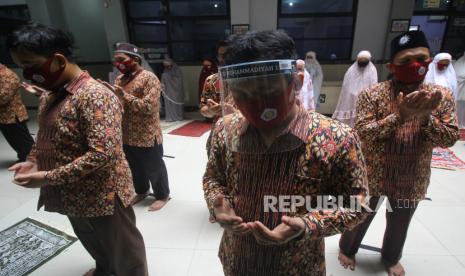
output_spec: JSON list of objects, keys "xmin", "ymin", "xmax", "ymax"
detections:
[
  {"xmin": 281, "ymin": 0, "xmax": 353, "ymax": 14},
  {"xmin": 279, "ymin": 17, "xmax": 353, "ymax": 39},
  {"xmin": 169, "ymin": 0, "xmax": 228, "ymax": 16},
  {"xmin": 132, "ymin": 21, "xmax": 168, "ymax": 42},
  {"xmin": 414, "ymin": 0, "xmax": 449, "ymax": 11},
  {"xmin": 294, "ymin": 39, "xmax": 352, "ymax": 61},
  {"xmin": 170, "ymin": 19, "xmax": 230, "ymax": 41},
  {"xmin": 127, "ymin": 1, "xmax": 164, "ymax": 17},
  {"xmin": 443, "ymin": 16, "xmax": 465, "ymax": 58},
  {"xmin": 172, "ymin": 40, "xmax": 219, "ymax": 61}
]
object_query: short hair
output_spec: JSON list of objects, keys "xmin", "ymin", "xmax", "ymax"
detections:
[
  {"xmin": 216, "ymin": 40, "xmax": 228, "ymax": 51},
  {"xmin": 7, "ymin": 22, "xmax": 75, "ymax": 61},
  {"xmin": 224, "ymin": 30, "xmax": 297, "ymax": 65}
]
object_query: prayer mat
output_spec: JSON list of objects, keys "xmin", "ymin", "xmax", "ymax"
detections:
[
  {"xmin": 168, "ymin": 120, "xmax": 211, "ymax": 137},
  {"xmin": 431, "ymin": 147, "xmax": 465, "ymax": 170},
  {"xmin": 0, "ymin": 218, "xmax": 77, "ymax": 276},
  {"xmin": 460, "ymin": 129, "xmax": 465, "ymax": 141}
]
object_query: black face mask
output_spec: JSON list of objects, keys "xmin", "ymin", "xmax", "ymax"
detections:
[{"xmin": 357, "ymin": 60, "xmax": 369, "ymax": 68}]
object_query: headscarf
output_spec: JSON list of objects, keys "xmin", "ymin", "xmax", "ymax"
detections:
[
  {"xmin": 425, "ymin": 53, "xmax": 458, "ymax": 98},
  {"xmin": 161, "ymin": 57, "xmax": 184, "ymax": 104},
  {"xmin": 304, "ymin": 51, "xmax": 324, "ymax": 107},
  {"xmin": 198, "ymin": 58, "xmax": 218, "ymax": 97},
  {"xmin": 295, "ymin": 59, "xmax": 315, "ymax": 110},
  {"xmin": 332, "ymin": 50, "xmax": 378, "ymax": 127}
]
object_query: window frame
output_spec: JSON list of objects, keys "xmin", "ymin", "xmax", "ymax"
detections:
[
  {"xmin": 0, "ymin": 4, "xmax": 31, "ymax": 66},
  {"xmin": 277, "ymin": 0, "xmax": 359, "ymax": 64},
  {"xmin": 123, "ymin": 0, "xmax": 231, "ymax": 64},
  {"xmin": 413, "ymin": 0, "xmax": 465, "ymax": 58}
]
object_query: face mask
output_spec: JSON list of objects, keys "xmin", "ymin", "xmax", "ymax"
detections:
[
  {"xmin": 23, "ymin": 56, "xmax": 65, "ymax": 89},
  {"xmin": 358, "ymin": 61, "xmax": 369, "ymax": 68},
  {"xmin": 437, "ymin": 63, "xmax": 448, "ymax": 71},
  {"xmin": 392, "ymin": 60, "xmax": 430, "ymax": 84},
  {"xmin": 115, "ymin": 58, "xmax": 137, "ymax": 74},
  {"xmin": 234, "ymin": 86, "xmax": 294, "ymax": 129}
]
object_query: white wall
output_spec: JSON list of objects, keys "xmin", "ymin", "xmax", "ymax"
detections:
[
  {"xmin": 249, "ymin": 0, "xmax": 278, "ymax": 31},
  {"xmin": 231, "ymin": 0, "xmax": 250, "ymax": 25}
]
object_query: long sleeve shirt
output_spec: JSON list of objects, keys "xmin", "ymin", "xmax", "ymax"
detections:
[
  {"xmin": 355, "ymin": 80, "xmax": 459, "ymax": 200},
  {"xmin": 0, "ymin": 64, "xmax": 28, "ymax": 124},
  {"xmin": 203, "ymin": 107, "xmax": 369, "ymax": 276},
  {"xmin": 30, "ymin": 71, "xmax": 135, "ymax": 217},
  {"xmin": 115, "ymin": 69, "xmax": 163, "ymax": 147}
]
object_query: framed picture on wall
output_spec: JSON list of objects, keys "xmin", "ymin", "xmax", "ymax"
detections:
[
  {"xmin": 231, "ymin": 24, "xmax": 250, "ymax": 35},
  {"xmin": 391, "ymin": 19, "xmax": 411, "ymax": 32}
]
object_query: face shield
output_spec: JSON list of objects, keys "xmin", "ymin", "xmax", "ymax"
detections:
[{"xmin": 218, "ymin": 60, "xmax": 303, "ymax": 154}]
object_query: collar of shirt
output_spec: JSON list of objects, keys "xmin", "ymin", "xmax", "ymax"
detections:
[{"xmin": 63, "ymin": 71, "xmax": 91, "ymax": 95}]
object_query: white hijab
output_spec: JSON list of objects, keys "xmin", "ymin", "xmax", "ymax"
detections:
[
  {"xmin": 304, "ymin": 51, "xmax": 323, "ymax": 107},
  {"xmin": 332, "ymin": 51, "xmax": 378, "ymax": 127},
  {"xmin": 425, "ymin": 53, "xmax": 458, "ymax": 98},
  {"xmin": 454, "ymin": 52, "xmax": 465, "ymax": 102},
  {"xmin": 295, "ymin": 59, "xmax": 315, "ymax": 110}
]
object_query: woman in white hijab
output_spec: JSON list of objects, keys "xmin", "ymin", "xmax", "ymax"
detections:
[
  {"xmin": 295, "ymin": 59, "xmax": 315, "ymax": 111},
  {"xmin": 332, "ymin": 51, "xmax": 378, "ymax": 127},
  {"xmin": 454, "ymin": 52, "xmax": 465, "ymax": 129},
  {"xmin": 161, "ymin": 57, "xmax": 184, "ymax": 122},
  {"xmin": 305, "ymin": 51, "xmax": 324, "ymax": 108},
  {"xmin": 425, "ymin": 53, "xmax": 458, "ymax": 97}
]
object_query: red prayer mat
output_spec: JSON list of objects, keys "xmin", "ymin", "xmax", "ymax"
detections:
[
  {"xmin": 431, "ymin": 147, "xmax": 465, "ymax": 170},
  {"xmin": 168, "ymin": 120, "xmax": 212, "ymax": 137}
]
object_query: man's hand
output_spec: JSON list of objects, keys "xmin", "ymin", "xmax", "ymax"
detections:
[
  {"xmin": 207, "ymin": 99, "xmax": 222, "ymax": 117},
  {"xmin": 213, "ymin": 194, "xmax": 250, "ymax": 236},
  {"xmin": 397, "ymin": 90, "xmax": 442, "ymax": 121},
  {"xmin": 98, "ymin": 80, "xmax": 125, "ymax": 97},
  {"xmin": 13, "ymin": 171, "xmax": 48, "ymax": 188},
  {"xmin": 9, "ymin": 161, "xmax": 38, "ymax": 175},
  {"xmin": 247, "ymin": 215, "xmax": 306, "ymax": 245},
  {"xmin": 21, "ymin": 82, "xmax": 47, "ymax": 96}
]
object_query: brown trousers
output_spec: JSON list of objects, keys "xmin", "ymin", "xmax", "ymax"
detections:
[
  {"xmin": 339, "ymin": 196, "xmax": 418, "ymax": 266},
  {"xmin": 68, "ymin": 198, "xmax": 148, "ymax": 276}
]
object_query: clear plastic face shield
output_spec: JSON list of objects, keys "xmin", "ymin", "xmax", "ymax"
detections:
[{"xmin": 218, "ymin": 60, "xmax": 303, "ymax": 154}]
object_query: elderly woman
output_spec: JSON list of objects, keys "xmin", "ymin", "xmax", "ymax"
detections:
[{"xmin": 425, "ymin": 52, "xmax": 458, "ymax": 97}]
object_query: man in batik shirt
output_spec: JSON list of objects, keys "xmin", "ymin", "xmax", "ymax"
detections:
[
  {"xmin": 8, "ymin": 23, "xmax": 148, "ymax": 276},
  {"xmin": 338, "ymin": 31, "xmax": 459, "ymax": 276},
  {"xmin": 0, "ymin": 63, "xmax": 34, "ymax": 162},
  {"xmin": 203, "ymin": 30, "xmax": 369, "ymax": 276},
  {"xmin": 102, "ymin": 42, "xmax": 170, "ymax": 211}
]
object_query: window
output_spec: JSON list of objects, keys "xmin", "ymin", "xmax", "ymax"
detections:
[
  {"xmin": 277, "ymin": 0, "xmax": 358, "ymax": 62},
  {"xmin": 413, "ymin": 0, "xmax": 465, "ymax": 58},
  {"xmin": 0, "ymin": 5, "xmax": 30, "ymax": 65},
  {"xmin": 124, "ymin": 0, "xmax": 230, "ymax": 63}
]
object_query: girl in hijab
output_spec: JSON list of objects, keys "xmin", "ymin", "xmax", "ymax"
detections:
[
  {"xmin": 425, "ymin": 53, "xmax": 458, "ymax": 97},
  {"xmin": 198, "ymin": 57, "xmax": 218, "ymax": 102},
  {"xmin": 305, "ymin": 51, "xmax": 324, "ymax": 108},
  {"xmin": 161, "ymin": 58, "xmax": 184, "ymax": 122},
  {"xmin": 333, "ymin": 50, "xmax": 378, "ymax": 127},
  {"xmin": 454, "ymin": 52, "xmax": 465, "ymax": 129}
]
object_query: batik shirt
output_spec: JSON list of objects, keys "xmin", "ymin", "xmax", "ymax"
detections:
[
  {"xmin": 0, "ymin": 64, "xmax": 28, "ymax": 124},
  {"xmin": 203, "ymin": 107, "xmax": 369, "ymax": 276},
  {"xmin": 30, "ymin": 71, "xmax": 135, "ymax": 217},
  {"xmin": 355, "ymin": 80, "xmax": 459, "ymax": 200},
  {"xmin": 199, "ymin": 73, "xmax": 221, "ymax": 122},
  {"xmin": 115, "ymin": 69, "xmax": 163, "ymax": 147}
]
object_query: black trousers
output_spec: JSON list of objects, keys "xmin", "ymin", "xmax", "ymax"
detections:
[
  {"xmin": 123, "ymin": 143, "xmax": 170, "ymax": 198},
  {"xmin": 0, "ymin": 120, "xmax": 34, "ymax": 161},
  {"xmin": 68, "ymin": 199, "xmax": 148, "ymax": 276},
  {"xmin": 339, "ymin": 196, "xmax": 418, "ymax": 266}
]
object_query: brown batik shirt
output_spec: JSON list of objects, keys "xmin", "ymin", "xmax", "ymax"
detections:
[
  {"xmin": 355, "ymin": 80, "xmax": 459, "ymax": 200},
  {"xmin": 27, "ymin": 71, "xmax": 135, "ymax": 217},
  {"xmin": 203, "ymin": 107, "xmax": 369, "ymax": 276},
  {"xmin": 115, "ymin": 69, "xmax": 163, "ymax": 147},
  {"xmin": 0, "ymin": 64, "xmax": 28, "ymax": 124}
]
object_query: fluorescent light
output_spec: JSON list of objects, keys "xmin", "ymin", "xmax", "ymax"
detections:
[{"xmin": 289, "ymin": 2, "xmax": 294, "ymax": 6}]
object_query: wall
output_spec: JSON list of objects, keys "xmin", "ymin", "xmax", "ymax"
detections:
[{"xmin": 249, "ymin": 0, "xmax": 278, "ymax": 31}]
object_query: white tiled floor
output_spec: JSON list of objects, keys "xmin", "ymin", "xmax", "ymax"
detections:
[{"xmin": 1, "ymin": 112, "xmax": 465, "ymax": 276}]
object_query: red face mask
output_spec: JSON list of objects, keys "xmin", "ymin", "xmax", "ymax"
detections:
[
  {"xmin": 437, "ymin": 63, "xmax": 448, "ymax": 71},
  {"xmin": 234, "ymin": 86, "xmax": 294, "ymax": 129},
  {"xmin": 392, "ymin": 60, "xmax": 430, "ymax": 83},
  {"xmin": 23, "ymin": 56, "xmax": 65, "ymax": 89},
  {"xmin": 115, "ymin": 58, "xmax": 136, "ymax": 74}
]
